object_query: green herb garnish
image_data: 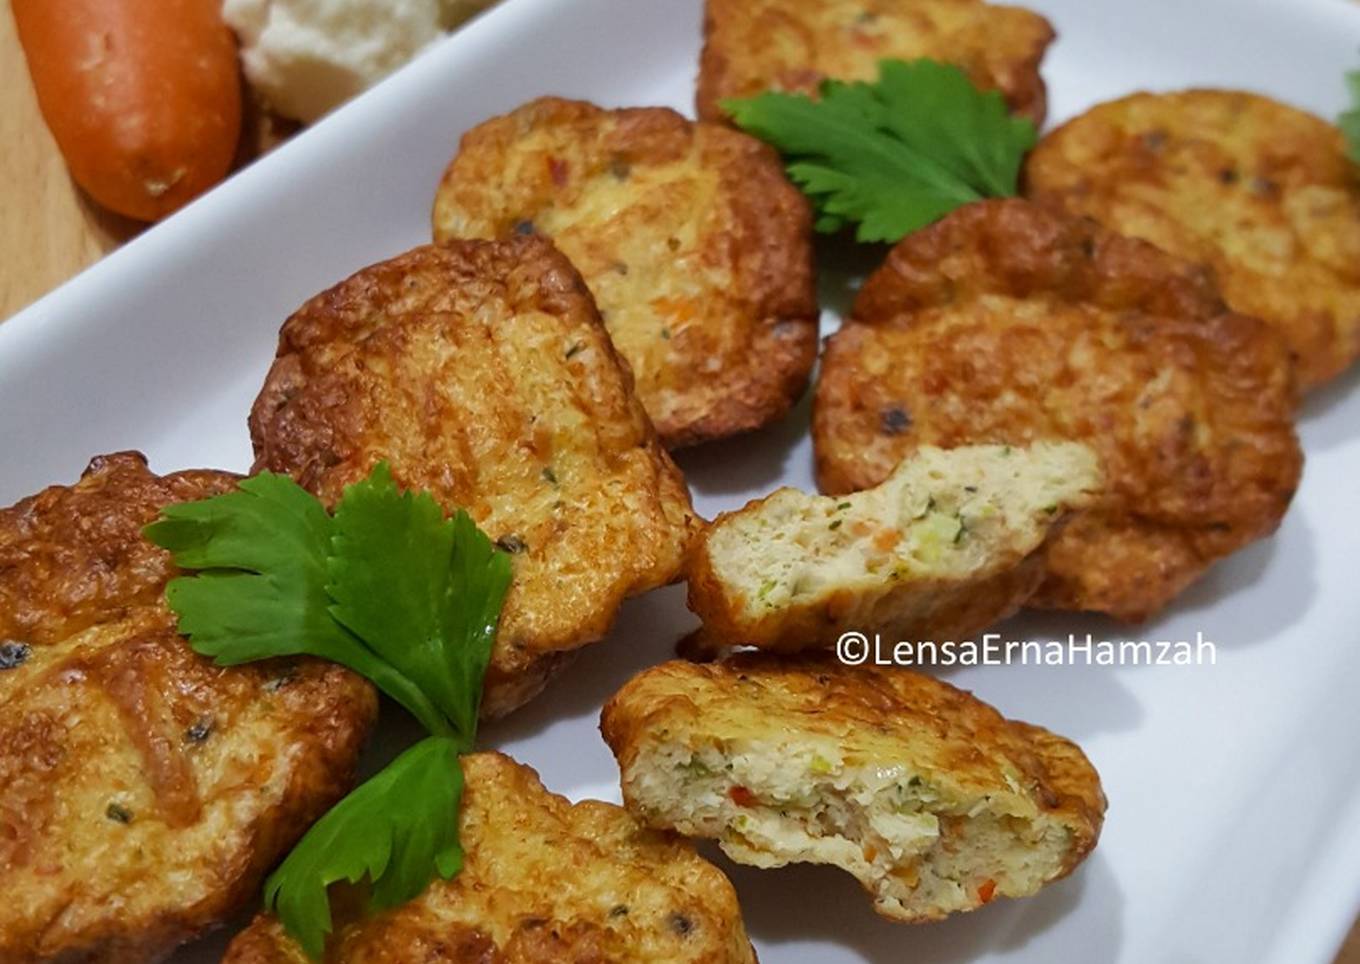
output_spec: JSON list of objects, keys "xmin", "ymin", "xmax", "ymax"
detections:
[
  {"xmin": 723, "ymin": 58, "xmax": 1037, "ymax": 242},
  {"xmin": 264, "ymin": 735, "xmax": 465, "ymax": 958},
  {"xmin": 1342, "ymin": 69, "xmax": 1360, "ymax": 164},
  {"xmin": 145, "ymin": 463, "xmax": 511, "ymax": 957}
]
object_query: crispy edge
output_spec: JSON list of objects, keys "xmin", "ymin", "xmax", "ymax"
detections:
[
  {"xmin": 811, "ymin": 199, "xmax": 1302, "ymax": 620},
  {"xmin": 431, "ymin": 97, "xmax": 819, "ymax": 449},
  {"xmin": 223, "ymin": 752, "xmax": 757, "ymax": 964},
  {"xmin": 685, "ymin": 507, "xmax": 1049, "ymax": 653},
  {"xmin": 654, "ymin": 108, "xmax": 819, "ymax": 448},
  {"xmin": 0, "ymin": 452, "xmax": 239, "ymax": 645},
  {"xmin": 600, "ymin": 657, "xmax": 1105, "ymax": 893},
  {"xmin": 695, "ymin": 0, "xmax": 1055, "ymax": 126},
  {"xmin": 247, "ymin": 238, "xmax": 701, "ymax": 714},
  {"xmin": 0, "ymin": 454, "xmax": 378, "ymax": 963},
  {"xmin": 1024, "ymin": 88, "xmax": 1360, "ymax": 389}
]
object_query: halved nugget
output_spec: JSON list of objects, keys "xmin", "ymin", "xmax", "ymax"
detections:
[
  {"xmin": 1026, "ymin": 90, "xmax": 1360, "ymax": 390},
  {"xmin": 814, "ymin": 199, "xmax": 1303, "ymax": 621},
  {"xmin": 601, "ymin": 656, "xmax": 1104, "ymax": 923},
  {"xmin": 250, "ymin": 237, "xmax": 701, "ymax": 717},
  {"xmin": 223, "ymin": 752, "xmax": 757, "ymax": 963},
  {"xmin": 689, "ymin": 442, "xmax": 1101, "ymax": 652},
  {"xmin": 0, "ymin": 453, "xmax": 375, "ymax": 963},
  {"xmin": 696, "ymin": 0, "xmax": 1055, "ymax": 125},
  {"xmin": 432, "ymin": 97, "xmax": 819, "ymax": 449}
]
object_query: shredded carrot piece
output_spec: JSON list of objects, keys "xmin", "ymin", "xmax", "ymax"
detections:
[{"xmin": 728, "ymin": 785, "xmax": 757, "ymax": 807}]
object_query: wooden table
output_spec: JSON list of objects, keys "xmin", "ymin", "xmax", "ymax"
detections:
[
  {"xmin": 1, "ymin": 3, "xmax": 1359, "ymax": 960},
  {"xmin": 0, "ymin": 0, "xmax": 142, "ymax": 321}
]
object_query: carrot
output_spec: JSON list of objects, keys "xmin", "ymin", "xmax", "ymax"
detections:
[
  {"xmin": 728, "ymin": 785, "xmax": 757, "ymax": 807},
  {"xmin": 12, "ymin": 0, "xmax": 242, "ymax": 222}
]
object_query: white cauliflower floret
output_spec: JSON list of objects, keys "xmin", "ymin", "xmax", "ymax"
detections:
[{"xmin": 223, "ymin": 0, "xmax": 493, "ymax": 122}]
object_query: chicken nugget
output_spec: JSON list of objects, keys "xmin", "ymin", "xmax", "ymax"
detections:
[
  {"xmin": 222, "ymin": 751, "xmax": 757, "ymax": 963},
  {"xmin": 814, "ymin": 199, "xmax": 1302, "ymax": 621},
  {"xmin": 1026, "ymin": 89, "xmax": 1360, "ymax": 390},
  {"xmin": 696, "ymin": 0, "xmax": 1055, "ymax": 125},
  {"xmin": 432, "ymin": 97, "xmax": 818, "ymax": 449},
  {"xmin": 688, "ymin": 442, "xmax": 1101, "ymax": 652},
  {"xmin": 0, "ymin": 452, "xmax": 375, "ymax": 963},
  {"xmin": 601, "ymin": 656, "xmax": 1104, "ymax": 923},
  {"xmin": 249, "ymin": 237, "xmax": 701, "ymax": 717}
]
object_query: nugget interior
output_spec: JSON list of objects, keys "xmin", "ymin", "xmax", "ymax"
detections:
[
  {"xmin": 639, "ymin": 737, "xmax": 1077, "ymax": 919},
  {"xmin": 814, "ymin": 199, "xmax": 1302, "ymax": 621},
  {"xmin": 690, "ymin": 442, "xmax": 1101, "ymax": 650},
  {"xmin": 602, "ymin": 659, "xmax": 1105, "ymax": 923}
]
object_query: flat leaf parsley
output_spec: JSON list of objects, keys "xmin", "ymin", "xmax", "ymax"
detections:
[
  {"xmin": 145, "ymin": 463, "xmax": 512, "ymax": 956},
  {"xmin": 1342, "ymin": 69, "xmax": 1360, "ymax": 165},
  {"xmin": 264, "ymin": 735, "xmax": 466, "ymax": 958},
  {"xmin": 723, "ymin": 58, "xmax": 1037, "ymax": 243}
]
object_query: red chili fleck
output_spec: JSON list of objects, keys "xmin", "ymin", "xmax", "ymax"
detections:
[
  {"xmin": 728, "ymin": 785, "xmax": 757, "ymax": 807},
  {"xmin": 548, "ymin": 157, "xmax": 569, "ymax": 187},
  {"xmin": 978, "ymin": 879, "xmax": 997, "ymax": 903}
]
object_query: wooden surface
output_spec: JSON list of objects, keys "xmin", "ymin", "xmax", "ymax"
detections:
[
  {"xmin": 0, "ymin": 0, "xmax": 141, "ymax": 321},
  {"xmin": 1, "ymin": 2, "xmax": 1359, "ymax": 960}
]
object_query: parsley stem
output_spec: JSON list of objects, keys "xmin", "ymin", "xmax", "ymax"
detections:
[{"xmin": 364, "ymin": 667, "xmax": 456, "ymax": 739}]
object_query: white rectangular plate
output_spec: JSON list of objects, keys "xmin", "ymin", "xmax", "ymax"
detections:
[{"xmin": 3, "ymin": 0, "xmax": 1359, "ymax": 961}]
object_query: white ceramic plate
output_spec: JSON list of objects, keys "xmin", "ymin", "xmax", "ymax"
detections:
[{"xmin": 3, "ymin": 0, "xmax": 1359, "ymax": 960}]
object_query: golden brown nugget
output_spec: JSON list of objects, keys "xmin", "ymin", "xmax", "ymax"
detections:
[
  {"xmin": 688, "ymin": 442, "xmax": 1101, "ymax": 652},
  {"xmin": 223, "ymin": 752, "xmax": 757, "ymax": 964},
  {"xmin": 1026, "ymin": 90, "xmax": 1360, "ymax": 390},
  {"xmin": 696, "ymin": 0, "xmax": 1055, "ymax": 125},
  {"xmin": 814, "ymin": 199, "xmax": 1302, "ymax": 621},
  {"xmin": 250, "ymin": 237, "xmax": 701, "ymax": 718},
  {"xmin": 432, "ymin": 97, "xmax": 819, "ymax": 449},
  {"xmin": 0, "ymin": 453, "xmax": 375, "ymax": 964},
  {"xmin": 601, "ymin": 657, "xmax": 1104, "ymax": 923}
]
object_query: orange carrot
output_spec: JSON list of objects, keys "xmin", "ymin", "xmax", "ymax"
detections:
[
  {"xmin": 728, "ymin": 785, "xmax": 757, "ymax": 807},
  {"xmin": 13, "ymin": 0, "xmax": 242, "ymax": 222}
]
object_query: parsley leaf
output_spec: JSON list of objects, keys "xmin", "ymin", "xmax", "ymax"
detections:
[
  {"xmin": 145, "ymin": 463, "xmax": 513, "ymax": 956},
  {"xmin": 723, "ymin": 58, "xmax": 1037, "ymax": 243},
  {"xmin": 327, "ymin": 463, "xmax": 510, "ymax": 747},
  {"xmin": 145, "ymin": 471, "xmax": 448, "ymax": 737},
  {"xmin": 264, "ymin": 735, "xmax": 465, "ymax": 960},
  {"xmin": 1342, "ymin": 69, "xmax": 1360, "ymax": 165}
]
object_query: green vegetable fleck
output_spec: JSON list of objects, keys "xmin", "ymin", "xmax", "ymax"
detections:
[
  {"xmin": 809, "ymin": 754, "xmax": 834, "ymax": 775},
  {"xmin": 1342, "ymin": 69, "xmax": 1360, "ymax": 165}
]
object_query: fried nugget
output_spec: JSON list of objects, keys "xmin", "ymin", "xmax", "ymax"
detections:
[
  {"xmin": 432, "ymin": 97, "xmax": 819, "ymax": 449},
  {"xmin": 222, "ymin": 751, "xmax": 757, "ymax": 963},
  {"xmin": 688, "ymin": 442, "xmax": 1101, "ymax": 652},
  {"xmin": 814, "ymin": 199, "xmax": 1302, "ymax": 621},
  {"xmin": 0, "ymin": 453, "xmax": 375, "ymax": 963},
  {"xmin": 249, "ymin": 237, "xmax": 701, "ymax": 718},
  {"xmin": 1026, "ymin": 89, "xmax": 1360, "ymax": 390},
  {"xmin": 601, "ymin": 656, "xmax": 1104, "ymax": 923},
  {"xmin": 696, "ymin": 0, "xmax": 1055, "ymax": 125}
]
